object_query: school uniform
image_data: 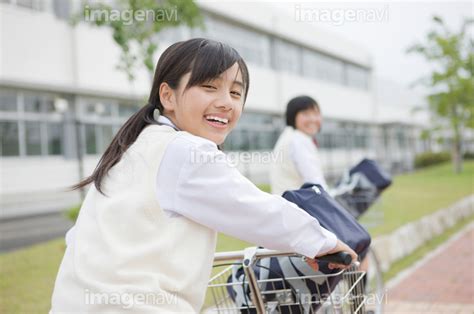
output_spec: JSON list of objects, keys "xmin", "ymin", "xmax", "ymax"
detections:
[
  {"xmin": 270, "ymin": 126, "xmax": 328, "ymax": 196},
  {"xmin": 50, "ymin": 116, "xmax": 337, "ymax": 313}
]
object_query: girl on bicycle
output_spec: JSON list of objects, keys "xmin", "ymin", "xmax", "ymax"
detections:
[
  {"xmin": 270, "ymin": 96, "xmax": 327, "ymax": 195},
  {"xmin": 50, "ymin": 38, "xmax": 356, "ymax": 312}
]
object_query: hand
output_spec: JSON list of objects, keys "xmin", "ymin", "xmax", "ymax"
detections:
[
  {"xmin": 305, "ymin": 257, "xmax": 320, "ymax": 272},
  {"xmin": 323, "ymin": 240, "xmax": 358, "ymax": 270},
  {"xmin": 305, "ymin": 240, "xmax": 358, "ymax": 272}
]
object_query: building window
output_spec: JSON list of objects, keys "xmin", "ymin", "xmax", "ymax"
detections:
[
  {"xmin": 84, "ymin": 123, "xmax": 97, "ymax": 155},
  {"xmin": 396, "ymin": 127, "xmax": 407, "ymax": 149},
  {"xmin": 317, "ymin": 120, "xmax": 371, "ymax": 150},
  {"xmin": 79, "ymin": 98, "xmax": 140, "ymax": 155},
  {"xmin": 47, "ymin": 122, "xmax": 64, "ymax": 155},
  {"xmin": 100, "ymin": 125, "xmax": 114, "ymax": 151},
  {"xmin": 0, "ymin": 121, "xmax": 19, "ymax": 156},
  {"xmin": 0, "ymin": 91, "xmax": 18, "ymax": 112},
  {"xmin": 273, "ymin": 39, "xmax": 302, "ymax": 75},
  {"xmin": 3, "ymin": 0, "xmax": 44, "ymax": 11},
  {"xmin": 25, "ymin": 121, "xmax": 42, "ymax": 155},
  {"xmin": 0, "ymin": 91, "xmax": 142, "ymax": 157},
  {"xmin": 302, "ymin": 48, "xmax": 345, "ymax": 85},
  {"xmin": 0, "ymin": 89, "xmax": 66, "ymax": 157},
  {"xmin": 118, "ymin": 102, "xmax": 140, "ymax": 118},
  {"xmin": 180, "ymin": 14, "xmax": 372, "ymax": 90},
  {"xmin": 85, "ymin": 102, "xmax": 113, "ymax": 117},
  {"xmin": 198, "ymin": 15, "xmax": 272, "ymax": 67},
  {"xmin": 346, "ymin": 64, "xmax": 370, "ymax": 90},
  {"xmin": 24, "ymin": 94, "xmax": 42, "ymax": 113},
  {"xmin": 52, "ymin": 0, "xmax": 71, "ymax": 20},
  {"xmin": 223, "ymin": 112, "xmax": 283, "ymax": 151},
  {"xmin": 83, "ymin": 123, "xmax": 117, "ymax": 155},
  {"xmin": 24, "ymin": 94, "xmax": 55, "ymax": 113}
]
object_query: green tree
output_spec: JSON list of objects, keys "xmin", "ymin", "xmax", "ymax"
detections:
[
  {"xmin": 407, "ymin": 16, "xmax": 473, "ymax": 173},
  {"xmin": 75, "ymin": 0, "xmax": 202, "ymax": 83}
]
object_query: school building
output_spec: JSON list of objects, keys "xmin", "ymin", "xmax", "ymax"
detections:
[{"xmin": 1, "ymin": 0, "xmax": 431, "ymax": 218}]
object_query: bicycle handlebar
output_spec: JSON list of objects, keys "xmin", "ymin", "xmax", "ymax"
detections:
[
  {"xmin": 316, "ymin": 251, "xmax": 352, "ymax": 265},
  {"xmin": 214, "ymin": 247, "xmax": 355, "ymax": 266}
]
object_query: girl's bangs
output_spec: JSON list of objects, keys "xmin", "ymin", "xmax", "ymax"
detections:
[{"xmin": 186, "ymin": 40, "xmax": 249, "ymax": 94}]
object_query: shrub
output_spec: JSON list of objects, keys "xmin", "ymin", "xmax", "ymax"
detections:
[
  {"xmin": 65, "ymin": 204, "xmax": 81, "ymax": 223},
  {"xmin": 463, "ymin": 151, "xmax": 474, "ymax": 160},
  {"xmin": 414, "ymin": 151, "xmax": 450, "ymax": 168}
]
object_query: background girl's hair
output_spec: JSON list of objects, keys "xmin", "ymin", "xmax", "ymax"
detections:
[
  {"xmin": 285, "ymin": 95, "xmax": 320, "ymax": 128},
  {"xmin": 72, "ymin": 38, "xmax": 250, "ymax": 194}
]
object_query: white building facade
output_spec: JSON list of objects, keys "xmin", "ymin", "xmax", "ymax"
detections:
[{"xmin": 0, "ymin": 0, "xmax": 428, "ymax": 218}]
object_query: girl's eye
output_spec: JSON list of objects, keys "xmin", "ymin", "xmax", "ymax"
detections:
[
  {"xmin": 231, "ymin": 91, "xmax": 242, "ymax": 97},
  {"xmin": 202, "ymin": 84, "xmax": 217, "ymax": 90}
]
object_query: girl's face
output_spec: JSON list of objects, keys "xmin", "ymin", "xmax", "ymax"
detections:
[
  {"xmin": 160, "ymin": 63, "xmax": 245, "ymax": 145},
  {"xmin": 295, "ymin": 106, "xmax": 322, "ymax": 136}
]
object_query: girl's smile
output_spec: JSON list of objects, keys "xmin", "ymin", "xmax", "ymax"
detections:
[{"xmin": 204, "ymin": 113, "xmax": 230, "ymax": 129}]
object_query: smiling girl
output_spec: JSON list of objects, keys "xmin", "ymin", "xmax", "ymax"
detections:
[
  {"xmin": 270, "ymin": 96, "xmax": 328, "ymax": 195},
  {"xmin": 50, "ymin": 39, "xmax": 356, "ymax": 313}
]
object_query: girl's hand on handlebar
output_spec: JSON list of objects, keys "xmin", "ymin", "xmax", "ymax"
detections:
[
  {"xmin": 305, "ymin": 258, "xmax": 320, "ymax": 272},
  {"xmin": 323, "ymin": 240, "xmax": 358, "ymax": 270}
]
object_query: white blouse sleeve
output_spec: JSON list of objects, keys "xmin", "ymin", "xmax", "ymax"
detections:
[
  {"xmin": 289, "ymin": 133, "xmax": 328, "ymax": 190},
  {"xmin": 156, "ymin": 133, "xmax": 337, "ymax": 258}
]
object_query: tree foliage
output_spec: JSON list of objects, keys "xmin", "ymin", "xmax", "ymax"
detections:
[
  {"xmin": 75, "ymin": 0, "xmax": 202, "ymax": 82},
  {"xmin": 407, "ymin": 16, "xmax": 473, "ymax": 172}
]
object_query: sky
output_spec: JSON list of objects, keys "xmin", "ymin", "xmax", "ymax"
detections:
[{"xmin": 272, "ymin": 0, "xmax": 473, "ymax": 92}]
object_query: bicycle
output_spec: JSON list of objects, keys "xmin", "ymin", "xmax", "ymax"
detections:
[
  {"xmin": 330, "ymin": 172, "xmax": 387, "ymax": 314},
  {"xmin": 205, "ymin": 164, "xmax": 387, "ymax": 313}
]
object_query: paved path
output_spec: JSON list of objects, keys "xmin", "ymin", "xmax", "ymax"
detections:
[
  {"xmin": 0, "ymin": 212, "xmax": 72, "ymax": 253},
  {"xmin": 384, "ymin": 223, "xmax": 474, "ymax": 313}
]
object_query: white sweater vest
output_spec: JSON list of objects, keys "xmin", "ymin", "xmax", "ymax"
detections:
[
  {"xmin": 50, "ymin": 125, "xmax": 217, "ymax": 313},
  {"xmin": 270, "ymin": 127, "xmax": 305, "ymax": 196}
]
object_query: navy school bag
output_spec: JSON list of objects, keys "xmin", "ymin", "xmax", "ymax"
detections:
[
  {"xmin": 227, "ymin": 183, "xmax": 371, "ymax": 313},
  {"xmin": 349, "ymin": 158, "xmax": 392, "ymax": 189},
  {"xmin": 334, "ymin": 158, "xmax": 392, "ymax": 218}
]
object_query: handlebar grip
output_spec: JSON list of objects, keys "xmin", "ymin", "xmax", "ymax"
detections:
[{"xmin": 317, "ymin": 251, "xmax": 352, "ymax": 265}]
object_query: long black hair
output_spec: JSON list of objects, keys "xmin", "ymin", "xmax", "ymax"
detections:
[
  {"xmin": 285, "ymin": 95, "xmax": 320, "ymax": 128},
  {"xmin": 73, "ymin": 38, "xmax": 250, "ymax": 194}
]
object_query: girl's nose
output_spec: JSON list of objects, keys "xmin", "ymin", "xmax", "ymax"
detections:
[
  {"xmin": 311, "ymin": 114, "xmax": 321, "ymax": 122},
  {"xmin": 215, "ymin": 92, "xmax": 234, "ymax": 111}
]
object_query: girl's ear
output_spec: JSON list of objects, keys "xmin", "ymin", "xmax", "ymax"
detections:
[{"xmin": 159, "ymin": 82, "xmax": 176, "ymax": 113}]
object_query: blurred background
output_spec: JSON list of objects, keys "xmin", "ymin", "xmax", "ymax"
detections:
[{"xmin": 0, "ymin": 0, "xmax": 472, "ymax": 313}]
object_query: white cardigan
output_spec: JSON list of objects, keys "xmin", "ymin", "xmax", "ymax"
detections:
[
  {"xmin": 50, "ymin": 125, "xmax": 217, "ymax": 312},
  {"xmin": 270, "ymin": 127, "xmax": 328, "ymax": 195}
]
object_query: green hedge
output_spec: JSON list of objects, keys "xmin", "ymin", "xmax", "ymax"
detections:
[
  {"xmin": 414, "ymin": 151, "xmax": 450, "ymax": 169},
  {"xmin": 464, "ymin": 151, "xmax": 474, "ymax": 160}
]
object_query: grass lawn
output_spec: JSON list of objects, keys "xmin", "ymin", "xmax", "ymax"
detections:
[
  {"xmin": 1, "ymin": 161, "xmax": 472, "ymax": 313},
  {"xmin": 0, "ymin": 238, "xmax": 65, "ymax": 313},
  {"xmin": 360, "ymin": 161, "xmax": 473, "ymax": 236}
]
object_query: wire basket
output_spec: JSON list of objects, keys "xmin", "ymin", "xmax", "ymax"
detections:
[{"xmin": 204, "ymin": 248, "xmax": 367, "ymax": 314}]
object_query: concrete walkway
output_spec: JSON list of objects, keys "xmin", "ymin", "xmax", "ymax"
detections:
[
  {"xmin": 384, "ymin": 222, "xmax": 474, "ymax": 313},
  {"xmin": 0, "ymin": 212, "xmax": 72, "ymax": 253}
]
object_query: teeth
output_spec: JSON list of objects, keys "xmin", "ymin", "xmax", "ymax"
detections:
[{"xmin": 205, "ymin": 115, "xmax": 228, "ymax": 124}]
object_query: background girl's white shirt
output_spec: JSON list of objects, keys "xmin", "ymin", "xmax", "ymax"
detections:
[
  {"xmin": 155, "ymin": 115, "xmax": 336, "ymax": 257},
  {"xmin": 289, "ymin": 130, "xmax": 328, "ymax": 190}
]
